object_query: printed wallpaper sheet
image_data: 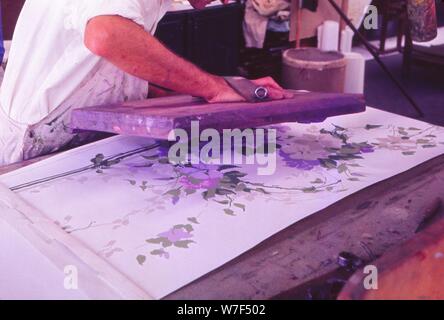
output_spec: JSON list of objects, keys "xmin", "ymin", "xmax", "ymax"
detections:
[{"xmin": 1, "ymin": 107, "xmax": 444, "ymax": 299}]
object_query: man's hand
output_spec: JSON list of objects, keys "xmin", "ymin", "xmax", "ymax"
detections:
[{"xmin": 208, "ymin": 77, "xmax": 294, "ymax": 103}]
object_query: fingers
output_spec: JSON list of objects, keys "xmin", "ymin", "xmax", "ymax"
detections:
[
  {"xmin": 252, "ymin": 77, "xmax": 293, "ymax": 100},
  {"xmin": 283, "ymin": 90, "xmax": 294, "ymax": 99},
  {"xmin": 252, "ymin": 76, "xmax": 284, "ymax": 91},
  {"xmin": 266, "ymin": 87, "xmax": 288, "ymax": 100}
]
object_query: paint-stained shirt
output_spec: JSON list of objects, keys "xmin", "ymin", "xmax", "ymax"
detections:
[{"xmin": 0, "ymin": 0, "xmax": 172, "ymax": 165}]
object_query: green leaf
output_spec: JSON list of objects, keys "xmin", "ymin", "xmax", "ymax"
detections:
[
  {"xmin": 234, "ymin": 203, "xmax": 246, "ymax": 211},
  {"xmin": 338, "ymin": 164, "xmax": 348, "ymax": 174},
  {"xmin": 151, "ymin": 249, "xmax": 166, "ymax": 256},
  {"xmin": 187, "ymin": 176, "xmax": 203, "ymax": 185},
  {"xmin": 188, "ymin": 217, "xmax": 200, "ymax": 224},
  {"xmin": 203, "ymin": 189, "xmax": 217, "ymax": 200},
  {"xmin": 338, "ymin": 146, "xmax": 361, "ymax": 155},
  {"xmin": 310, "ymin": 178, "xmax": 324, "ymax": 184},
  {"xmin": 162, "ymin": 240, "xmax": 173, "ymax": 248},
  {"xmin": 225, "ymin": 171, "xmax": 248, "ymax": 178},
  {"xmin": 104, "ymin": 159, "xmax": 120, "ymax": 167},
  {"xmin": 215, "ymin": 200, "xmax": 230, "ymax": 205},
  {"xmin": 351, "ymin": 172, "xmax": 365, "ymax": 177},
  {"xmin": 174, "ymin": 240, "xmax": 195, "ymax": 249},
  {"xmin": 146, "ymin": 238, "xmax": 165, "ymax": 244},
  {"xmin": 302, "ymin": 187, "xmax": 318, "ymax": 193},
  {"xmin": 365, "ymin": 125, "xmax": 382, "ymax": 130},
  {"xmin": 158, "ymin": 158, "xmax": 171, "ymax": 164},
  {"xmin": 398, "ymin": 130, "xmax": 409, "ymax": 136},
  {"xmin": 127, "ymin": 180, "xmax": 137, "ymax": 186},
  {"xmin": 319, "ymin": 158, "xmax": 337, "ymax": 169},
  {"xmin": 255, "ymin": 188, "xmax": 270, "ymax": 195},
  {"xmin": 165, "ymin": 188, "xmax": 182, "ymax": 197},
  {"xmin": 218, "ymin": 165, "xmax": 240, "ymax": 171},
  {"xmin": 185, "ymin": 188, "xmax": 197, "ymax": 196},
  {"xmin": 333, "ymin": 124, "xmax": 346, "ymax": 131},
  {"xmin": 224, "ymin": 209, "xmax": 236, "ymax": 216},
  {"xmin": 136, "ymin": 255, "xmax": 146, "ymax": 266},
  {"xmin": 91, "ymin": 154, "xmax": 105, "ymax": 165},
  {"xmin": 216, "ymin": 188, "xmax": 236, "ymax": 196}
]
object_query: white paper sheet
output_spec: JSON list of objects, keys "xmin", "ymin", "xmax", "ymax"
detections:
[{"xmin": 1, "ymin": 107, "xmax": 444, "ymax": 299}]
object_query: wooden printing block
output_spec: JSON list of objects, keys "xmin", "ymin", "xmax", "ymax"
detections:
[{"xmin": 71, "ymin": 91, "xmax": 366, "ymax": 140}]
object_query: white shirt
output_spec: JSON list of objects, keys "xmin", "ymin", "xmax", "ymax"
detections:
[{"xmin": 0, "ymin": 0, "xmax": 171, "ymax": 165}]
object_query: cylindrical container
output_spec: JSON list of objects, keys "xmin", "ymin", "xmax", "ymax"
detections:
[
  {"xmin": 343, "ymin": 52, "xmax": 366, "ymax": 94},
  {"xmin": 282, "ymin": 48, "xmax": 347, "ymax": 93},
  {"xmin": 407, "ymin": 0, "xmax": 438, "ymax": 42},
  {"xmin": 340, "ymin": 27, "xmax": 354, "ymax": 53},
  {"xmin": 321, "ymin": 20, "xmax": 340, "ymax": 51}
]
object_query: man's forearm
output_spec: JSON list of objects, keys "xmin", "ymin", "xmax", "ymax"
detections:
[{"xmin": 85, "ymin": 15, "xmax": 226, "ymax": 101}]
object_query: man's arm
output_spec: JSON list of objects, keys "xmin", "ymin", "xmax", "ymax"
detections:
[{"xmin": 84, "ymin": 15, "xmax": 290, "ymax": 103}]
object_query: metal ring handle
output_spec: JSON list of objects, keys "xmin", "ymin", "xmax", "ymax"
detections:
[{"xmin": 254, "ymin": 87, "xmax": 269, "ymax": 100}]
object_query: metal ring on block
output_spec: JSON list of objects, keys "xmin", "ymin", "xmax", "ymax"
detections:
[{"xmin": 254, "ymin": 87, "xmax": 269, "ymax": 100}]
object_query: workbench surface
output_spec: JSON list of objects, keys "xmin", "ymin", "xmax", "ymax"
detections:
[{"xmin": 1, "ymin": 152, "xmax": 443, "ymax": 299}]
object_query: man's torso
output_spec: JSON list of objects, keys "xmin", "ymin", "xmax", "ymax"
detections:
[{"xmin": 0, "ymin": 0, "xmax": 171, "ymax": 164}]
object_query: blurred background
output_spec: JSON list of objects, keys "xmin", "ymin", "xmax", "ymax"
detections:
[{"xmin": 2, "ymin": 0, "xmax": 444, "ymax": 123}]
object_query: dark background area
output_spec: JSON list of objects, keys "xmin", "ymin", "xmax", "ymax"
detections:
[
  {"xmin": 362, "ymin": 2, "xmax": 444, "ymax": 125},
  {"xmin": 1, "ymin": 0, "xmax": 24, "ymax": 40},
  {"xmin": 365, "ymin": 52, "xmax": 444, "ymax": 126},
  {"xmin": 2, "ymin": 0, "xmax": 444, "ymax": 125}
]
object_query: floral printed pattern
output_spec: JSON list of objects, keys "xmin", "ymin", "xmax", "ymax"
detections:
[
  {"xmin": 129, "ymin": 122, "xmax": 444, "ymax": 260},
  {"xmin": 8, "ymin": 118, "xmax": 444, "ymax": 263}
]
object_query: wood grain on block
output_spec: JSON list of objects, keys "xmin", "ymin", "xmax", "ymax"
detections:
[{"xmin": 71, "ymin": 92, "xmax": 366, "ymax": 139}]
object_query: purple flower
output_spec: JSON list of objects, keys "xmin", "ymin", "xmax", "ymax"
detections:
[
  {"xmin": 360, "ymin": 146, "xmax": 375, "ymax": 154},
  {"xmin": 158, "ymin": 228, "xmax": 193, "ymax": 243},
  {"xmin": 279, "ymin": 150, "xmax": 321, "ymax": 171},
  {"xmin": 178, "ymin": 167, "xmax": 223, "ymax": 190}
]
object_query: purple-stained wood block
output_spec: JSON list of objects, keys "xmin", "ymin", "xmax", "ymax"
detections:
[{"xmin": 71, "ymin": 91, "xmax": 366, "ymax": 140}]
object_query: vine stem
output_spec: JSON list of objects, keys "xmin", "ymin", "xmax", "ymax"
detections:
[
  {"xmin": 242, "ymin": 179, "xmax": 342, "ymax": 192},
  {"xmin": 10, "ymin": 143, "xmax": 160, "ymax": 191}
]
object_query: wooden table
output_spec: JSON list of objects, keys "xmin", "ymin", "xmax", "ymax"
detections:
[{"xmin": 2, "ymin": 151, "xmax": 444, "ymax": 299}]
